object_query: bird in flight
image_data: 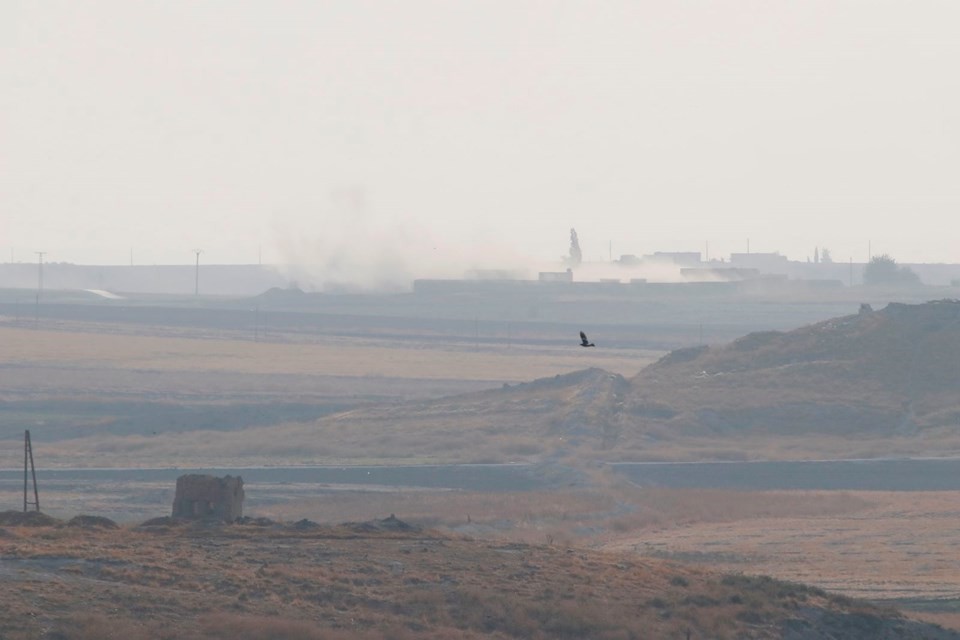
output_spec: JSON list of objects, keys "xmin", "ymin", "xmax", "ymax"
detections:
[{"xmin": 579, "ymin": 331, "xmax": 595, "ymax": 347}]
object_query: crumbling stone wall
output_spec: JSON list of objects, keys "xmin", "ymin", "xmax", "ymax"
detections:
[{"xmin": 171, "ymin": 474, "xmax": 244, "ymax": 522}]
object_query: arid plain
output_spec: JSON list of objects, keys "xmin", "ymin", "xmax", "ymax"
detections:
[{"xmin": 2, "ymin": 299, "xmax": 960, "ymax": 635}]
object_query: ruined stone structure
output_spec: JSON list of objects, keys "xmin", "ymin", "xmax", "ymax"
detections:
[{"xmin": 171, "ymin": 474, "xmax": 244, "ymax": 522}]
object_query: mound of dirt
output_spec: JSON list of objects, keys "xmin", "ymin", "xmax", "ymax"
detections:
[
  {"xmin": 306, "ymin": 364, "xmax": 629, "ymax": 464},
  {"xmin": 623, "ymin": 299, "xmax": 960, "ymax": 444},
  {"xmin": 138, "ymin": 516, "xmax": 185, "ymax": 528},
  {"xmin": 236, "ymin": 516, "xmax": 278, "ymax": 527},
  {"xmin": 0, "ymin": 510, "xmax": 61, "ymax": 527},
  {"xmin": 66, "ymin": 515, "xmax": 119, "ymax": 529},
  {"xmin": 343, "ymin": 514, "xmax": 419, "ymax": 533}
]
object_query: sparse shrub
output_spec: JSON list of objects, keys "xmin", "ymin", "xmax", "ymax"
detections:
[
  {"xmin": 683, "ymin": 594, "xmax": 721, "ymax": 607},
  {"xmin": 0, "ymin": 510, "xmax": 62, "ymax": 527},
  {"xmin": 670, "ymin": 575, "xmax": 689, "ymax": 587},
  {"xmin": 735, "ymin": 609, "xmax": 765, "ymax": 624},
  {"xmin": 66, "ymin": 515, "xmax": 120, "ymax": 529}
]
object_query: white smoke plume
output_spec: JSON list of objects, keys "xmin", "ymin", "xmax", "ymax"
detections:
[{"xmin": 272, "ymin": 187, "xmax": 535, "ymax": 292}]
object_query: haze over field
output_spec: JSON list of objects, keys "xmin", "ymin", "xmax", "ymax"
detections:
[
  {"xmin": 6, "ymin": 7, "xmax": 960, "ymax": 634},
  {"xmin": 3, "ymin": 1, "xmax": 960, "ymax": 288}
]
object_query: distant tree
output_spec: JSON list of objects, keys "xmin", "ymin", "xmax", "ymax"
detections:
[
  {"xmin": 820, "ymin": 248, "xmax": 833, "ymax": 263},
  {"xmin": 863, "ymin": 254, "xmax": 921, "ymax": 287},
  {"xmin": 566, "ymin": 228, "xmax": 583, "ymax": 267}
]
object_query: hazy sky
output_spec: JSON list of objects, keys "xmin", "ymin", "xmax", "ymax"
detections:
[{"xmin": 3, "ymin": 1, "xmax": 959, "ymax": 277}]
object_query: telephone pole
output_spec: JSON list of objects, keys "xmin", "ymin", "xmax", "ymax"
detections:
[
  {"xmin": 194, "ymin": 249, "xmax": 202, "ymax": 295},
  {"xmin": 24, "ymin": 430, "xmax": 39, "ymax": 512},
  {"xmin": 35, "ymin": 251, "xmax": 46, "ymax": 297}
]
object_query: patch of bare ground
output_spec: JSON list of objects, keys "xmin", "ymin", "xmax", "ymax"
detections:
[{"xmin": 0, "ymin": 519, "xmax": 952, "ymax": 640}]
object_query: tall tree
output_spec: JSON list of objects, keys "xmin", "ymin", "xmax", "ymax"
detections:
[{"xmin": 863, "ymin": 254, "xmax": 921, "ymax": 286}]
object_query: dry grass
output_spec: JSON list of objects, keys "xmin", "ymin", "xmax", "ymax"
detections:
[
  {"xmin": 3, "ymin": 309, "xmax": 960, "ymax": 635},
  {"xmin": 1, "ymin": 480, "xmax": 956, "ymax": 635},
  {"xmin": 0, "ymin": 321, "xmax": 658, "ymax": 468},
  {"xmin": 260, "ymin": 485, "xmax": 960, "ymax": 631},
  {"xmin": 0, "ymin": 326, "xmax": 654, "ymax": 382},
  {"xmin": 263, "ymin": 484, "xmax": 873, "ymax": 544},
  {"xmin": 602, "ymin": 491, "xmax": 960, "ymax": 615},
  {"xmin": 8, "ymin": 303, "xmax": 960, "ymax": 468},
  {"xmin": 0, "ymin": 522, "xmax": 909, "ymax": 640}
]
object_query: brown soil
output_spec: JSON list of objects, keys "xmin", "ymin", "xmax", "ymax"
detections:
[{"xmin": 0, "ymin": 519, "xmax": 953, "ymax": 640}]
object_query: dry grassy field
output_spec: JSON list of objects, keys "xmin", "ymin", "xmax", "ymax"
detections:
[
  {"xmin": 0, "ymin": 325, "xmax": 656, "ymax": 382},
  {"xmin": 256, "ymin": 480, "xmax": 960, "ymax": 630},
  {"xmin": 0, "ymin": 323, "xmax": 657, "ymax": 468},
  {"xmin": 0, "ymin": 516, "xmax": 949, "ymax": 640},
  {"xmin": 3, "ymin": 315, "xmax": 960, "ymax": 635},
  {"xmin": 599, "ymin": 490, "xmax": 960, "ymax": 631},
  {"xmin": 603, "ymin": 490, "xmax": 960, "ymax": 600}
]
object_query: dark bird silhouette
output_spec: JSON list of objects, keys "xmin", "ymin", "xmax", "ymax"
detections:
[{"xmin": 579, "ymin": 331, "xmax": 595, "ymax": 347}]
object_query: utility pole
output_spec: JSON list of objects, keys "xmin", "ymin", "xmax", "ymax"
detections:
[
  {"xmin": 35, "ymin": 251, "xmax": 45, "ymax": 297},
  {"xmin": 23, "ymin": 430, "xmax": 39, "ymax": 512},
  {"xmin": 194, "ymin": 249, "xmax": 202, "ymax": 295},
  {"xmin": 32, "ymin": 252, "xmax": 45, "ymax": 329}
]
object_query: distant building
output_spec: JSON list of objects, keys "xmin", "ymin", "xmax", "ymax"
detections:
[
  {"xmin": 730, "ymin": 252, "xmax": 789, "ymax": 271},
  {"xmin": 680, "ymin": 267, "xmax": 761, "ymax": 281},
  {"xmin": 649, "ymin": 252, "xmax": 702, "ymax": 266},
  {"xmin": 463, "ymin": 269, "xmax": 526, "ymax": 280},
  {"xmin": 538, "ymin": 269, "xmax": 574, "ymax": 283}
]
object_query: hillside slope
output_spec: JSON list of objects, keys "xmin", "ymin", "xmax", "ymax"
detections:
[
  {"xmin": 208, "ymin": 300, "xmax": 960, "ymax": 464},
  {"xmin": 0, "ymin": 518, "xmax": 957, "ymax": 640},
  {"xmin": 309, "ymin": 367, "xmax": 629, "ymax": 462},
  {"xmin": 306, "ymin": 300, "xmax": 960, "ymax": 463},
  {"xmin": 44, "ymin": 300, "xmax": 958, "ymax": 465},
  {"xmin": 619, "ymin": 300, "xmax": 960, "ymax": 454}
]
